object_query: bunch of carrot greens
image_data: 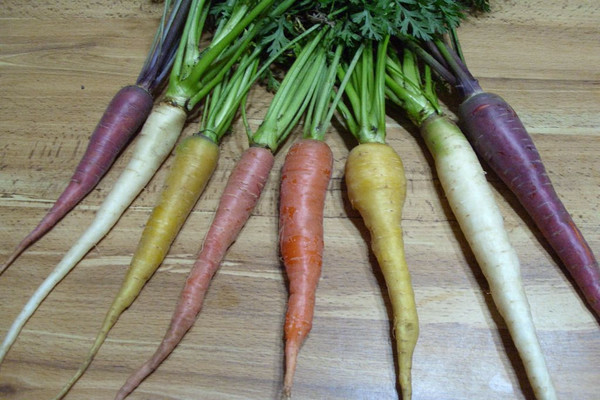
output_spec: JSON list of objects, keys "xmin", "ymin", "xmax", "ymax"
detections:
[{"xmin": 1, "ymin": 1, "xmax": 597, "ymax": 399}]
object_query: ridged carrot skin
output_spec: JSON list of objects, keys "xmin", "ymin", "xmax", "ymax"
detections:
[
  {"xmin": 421, "ymin": 115, "xmax": 556, "ymax": 400},
  {"xmin": 0, "ymin": 102, "xmax": 187, "ymax": 366},
  {"xmin": 0, "ymin": 85, "xmax": 154, "ymax": 274},
  {"xmin": 52, "ymin": 133, "xmax": 219, "ymax": 400},
  {"xmin": 114, "ymin": 146, "xmax": 274, "ymax": 400},
  {"xmin": 459, "ymin": 92, "xmax": 600, "ymax": 317},
  {"xmin": 345, "ymin": 142, "xmax": 418, "ymax": 400},
  {"xmin": 279, "ymin": 139, "xmax": 333, "ymax": 398}
]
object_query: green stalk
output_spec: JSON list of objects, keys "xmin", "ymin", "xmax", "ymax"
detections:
[
  {"xmin": 303, "ymin": 43, "xmax": 342, "ymax": 141},
  {"xmin": 303, "ymin": 36, "xmax": 365, "ymax": 142},
  {"xmin": 384, "ymin": 50, "xmax": 440, "ymax": 126},
  {"xmin": 338, "ymin": 36, "xmax": 390, "ymax": 144},
  {"xmin": 249, "ymin": 29, "xmax": 330, "ymax": 150},
  {"xmin": 197, "ymin": 18, "xmax": 322, "ymax": 144},
  {"xmin": 164, "ymin": 0, "xmax": 290, "ymax": 111},
  {"xmin": 197, "ymin": 50, "xmax": 260, "ymax": 143}
]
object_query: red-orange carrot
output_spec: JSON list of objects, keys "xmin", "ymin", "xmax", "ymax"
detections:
[
  {"xmin": 279, "ymin": 139, "xmax": 333, "ymax": 398},
  {"xmin": 114, "ymin": 146, "xmax": 273, "ymax": 399}
]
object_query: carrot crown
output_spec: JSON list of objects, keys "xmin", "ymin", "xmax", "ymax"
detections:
[
  {"xmin": 247, "ymin": 28, "xmax": 331, "ymax": 151},
  {"xmin": 135, "ymin": 0, "xmax": 193, "ymax": 96},
  {"xmin": 385, "ymin": 47, "xmax": 443, "ymax": 127},
  {"xmin": 337, "ymin": 37, "xmax": 389, "ymax": 145}
]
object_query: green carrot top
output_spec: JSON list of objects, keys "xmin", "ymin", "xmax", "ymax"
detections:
[
  {"xmin": 164, "ymin": 0, "xmax": 295, "ymax": 112},
  {"xmin": 245, "ymin": 27, "xmax": 332, "ymax": 151},
  {"xmin": 336, "ymin": 37, "xmax": 388, "ymax": 145},
  {"xmin": 385, "ymin": 46, "xmax": 444, "ymax": 127}
]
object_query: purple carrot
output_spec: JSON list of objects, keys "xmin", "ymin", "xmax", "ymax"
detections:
[
  {"xmin": 415, "ymin": 35, "xmax": 600, "ymax": 317},
  {"xmin": 114, "ymin": 146, "xmax": 274, "ymax": 399},
  {"xmin": 458, "ymin": 92, "xmax": 600, "ymax": 316},
  {"xmin": 0, "ymin": 86, "xmax": 152, "ymax": 273},
  {"xmin": 1, "ymin": 0, "xmax": 192, "ymax": 274}
]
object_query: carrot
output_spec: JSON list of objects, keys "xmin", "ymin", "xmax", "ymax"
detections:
[
  {"xmin": 0, "ymin": 101, "xmax": 188, "ymax": 366},
  {"xmin": 53, "ymin": 133, "xmax": 219, "ymax": 399},
  {"xmin": 459, "ymin": 92, "xmax": 600, "ymax": 316},
  {"xmin": 0, "ymin": 0, "xmax": 281, "ymax": 368},
  {"xmin": 422, "ymin": 115, "xmax": 556, "ymax": 400},
  {"xmin": 337, "ymin": 38, "xmax": 418, "ymax": 400},
  {"xmin": 113, "ymin": 27, "xmax": 329, "ymax": 399},
  {"xmin": 345, "ymin": 142, "xmax": 417, "ymax": 400},
  {"xmin": 279, "ymin": 139, "xmax": 333, "ymax": 398},
  {"xmin": 52, "ymin": 21, "xmax": 301, "ymax": 394},
  {"xmin": 115, "ymin": 145, "xmax": 273, "ymax": 400},
  {"xmin": 415, "ymin": 34, "xmax": 600, "ymax": 318},
  {"xmin": 386, "ymin": 48, "xmax": 556, "ymax": 399},
  {"xmin": 0, "ymin": 0, "xmax": 192, "ymax": 273}
]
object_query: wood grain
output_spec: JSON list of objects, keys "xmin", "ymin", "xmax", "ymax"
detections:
[{"xmin": 1, "ymin": 1, "xmax": 599, "ymax": 399}]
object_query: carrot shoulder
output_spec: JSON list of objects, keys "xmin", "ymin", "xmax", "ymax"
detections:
[
  {"xmin": 52, "ymin": 133, "xmax": 219, "ymax": 400},
  {"xmin": 345, "ymin": 142, "xmax": 418, "ymax": 400},
  {"xmin": 114, "ymin": 145, "xmax": 274, "ymax": 399},
  {"xmin": 279, "ymin": 139, "xmax": 333, "ymax": 397}
]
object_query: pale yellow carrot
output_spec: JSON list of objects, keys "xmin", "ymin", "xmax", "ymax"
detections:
[{"xmin": 345, "ymin": 142, "xmax": 418, "ymax": 400}]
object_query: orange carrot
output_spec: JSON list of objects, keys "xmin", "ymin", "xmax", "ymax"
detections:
[
  {"xmin": 279, "ymin": 138, "xmax": 333, "ymax": 398},
  {"xmin": 114, "ymin": 146, "xmax": 274, "ymax": 399}
]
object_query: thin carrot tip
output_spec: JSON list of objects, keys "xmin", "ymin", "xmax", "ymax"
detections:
[{"xmin": 281, "ymin": 386, "xmax": 292, "ymax": 400}]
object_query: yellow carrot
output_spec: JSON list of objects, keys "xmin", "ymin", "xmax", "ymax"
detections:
[
  {"xmin": 52, "ymin": 134, "xmax": 219, "ymax": 400},
  {"xmin": 345, "ymin": 142, "xmax": 418, "ymax": 400}
]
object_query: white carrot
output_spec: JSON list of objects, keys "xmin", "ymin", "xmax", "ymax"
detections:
[
  {"xmin": 0, "ymin": 103, "xmax": 186, "ymax": 364},
  {"xmin": 421, "ymin": 115, "xmax": 557, "ymax": 400}
]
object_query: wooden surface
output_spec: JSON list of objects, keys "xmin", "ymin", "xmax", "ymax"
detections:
[{"xmin": 1, "ymin": 1, "xmax": 599, "ymax": 399}]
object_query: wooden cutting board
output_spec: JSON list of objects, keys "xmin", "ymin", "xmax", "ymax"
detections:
[{"xmin": 1, "ymin": 1, "xmax": 598, "ymax": 399}]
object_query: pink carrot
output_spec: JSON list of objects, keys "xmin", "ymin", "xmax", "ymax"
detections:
[{"xmin": 114, "ymin": 146, "xmax": 274, "ymax": 400}]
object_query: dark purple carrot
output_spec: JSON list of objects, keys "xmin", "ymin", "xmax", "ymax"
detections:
[
  {"xmin": 0, "ymin": 0, "xmax": 192, "ymax": 274},
  {"xmin": 458, "ymin": 92, "xmax": 600, "ymax": 316},
  {"xmin": 412, "ymin": 34, "xmax": 600, "ymax": 317},
  {"xmin": 114, "ymin": 146, "xmax": 274, "ymax": 400},
  {"xmin": 0, "ymin": 85, "xmax": 152, "ymax": 272}
]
